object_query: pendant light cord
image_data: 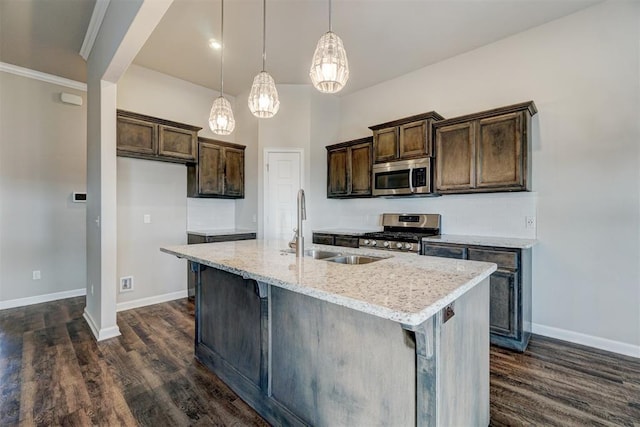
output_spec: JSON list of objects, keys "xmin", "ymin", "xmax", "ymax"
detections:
[
  {"xmin": 328, "ymin": 0, "xmax": 332, "ymax": 32},
  {"xmin": 220, "ymin": 0, "xmax": 225, "ymax": 96},
  {"xmin": 262, "ymin": 0, "xmax": 266, "ymax": 71}
]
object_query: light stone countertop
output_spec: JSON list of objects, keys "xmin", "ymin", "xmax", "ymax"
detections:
[
  {"xmin": 312, "ymin": 228, "xmax": 382, "ymax": 236},
  {"xmin": 161, "ymin": 239, "xmax": 496, "ymax": 327},
  {"xmin": 187, "ymin": 229, "xmax": 257, "ymax": 237},
  {"xmin": 423, "ymin": 234, "xmax": 537, "ymax": 249}
]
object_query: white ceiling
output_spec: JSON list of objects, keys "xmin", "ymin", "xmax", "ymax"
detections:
[
  {"xmin": 0, "ymin": 0, "xmax": 95, "ymax": 82},
  {"xmin": 134, "ymin": 0, "xmax": 600, "ymax": 96},
  {"xmin": 0, "ymin": 0, "xmax": 600, "ymax": 95}
]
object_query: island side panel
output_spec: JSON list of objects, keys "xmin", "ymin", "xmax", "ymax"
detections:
[
  {"xmin": 198, "ymin": 267, "xmax": 262, "ymax": 385},
  {"xmin": 269, "ymin": 286, "xmax": 416, "ymax": 427},
  {"xmin": 437, "ymin": 276, "xmax": 490, "ymax": 426}
]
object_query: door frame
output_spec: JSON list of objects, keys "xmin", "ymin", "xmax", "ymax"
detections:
[{"xmin": 263, "ymin": 148, "xmax": 304, "ymax": 240}]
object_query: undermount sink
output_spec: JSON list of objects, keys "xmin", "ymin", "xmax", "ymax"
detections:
[
  {"xmin": 304, "ymin": 249, "xmax": 342, "ymax": 259},
  {"xmin": 325, "ymin": 255, "xmax": 386, "ymax": 265},
  {"xmin": 281, "ymin": 249, "xmax": 388, "ymax": 264},
  {"xmin": 281, "ymin": 248, "xmax": 342, "ymax": 259}
]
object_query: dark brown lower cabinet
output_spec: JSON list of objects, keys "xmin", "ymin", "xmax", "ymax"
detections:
[
  {"xmin": 186, "ymin": 232, "xmax": 257, "ymax": 298},
  {"xmin": 421, "ymin": 241, "xmax": 531, "ymax": 352},
  {"xmin": 312, "ymin": 233, "xmax": 359, "ymax": 248}
]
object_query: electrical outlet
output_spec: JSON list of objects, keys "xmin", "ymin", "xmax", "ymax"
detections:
[
  {"xmin": 525, "ymin": 216, "xmax": 536, "ymax": 230},
  {"xmin": 252, "ymin": 214, "xmax": 257, "ymax": 223},
  {"xmin": 32, "ymin": 270, "xmax": 41, "ymax": 280},
  {"xmin": 120, "ymin": 276, "xmax": 134, "ymax": 292},
  {"xmin": 90, "ymin": 283, "xmax": 94, "ymax": 295},
  {"xmin": 143, "ymin": 214, "xmax": 151, "ymax": 224}
]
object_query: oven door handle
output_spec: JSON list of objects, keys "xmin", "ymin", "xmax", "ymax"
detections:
[{"xmin": 409, "ymin": 167, "xmax": 414, "ymax": 193}]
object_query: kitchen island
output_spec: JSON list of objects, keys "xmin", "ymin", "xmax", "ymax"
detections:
[{"xmin": 161, "ymin": 240, "xmax": 496, "ymax": 426}]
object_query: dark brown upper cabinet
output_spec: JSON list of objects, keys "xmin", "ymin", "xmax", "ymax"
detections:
[
  {"xmin": 368, "ymin": 111, "xmax": 444, "ymax": 164},
  {"xmin": 116, "ymin": 110, "xmax": 201, "ymax": 164},
  {"xmin": 434, "ymin": 101, "xmax": 537, "ymax": 194},
  {"xmin": 187, "ymin": 137, "xmax": 245, "ymax": 199},
  {"xmin": 326, "ymin": 137, "xmax": 372, "ymax": 198}
]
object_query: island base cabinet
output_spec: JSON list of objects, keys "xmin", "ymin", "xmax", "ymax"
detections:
[
  {"xmin": 270, "ymin": 287, "xmax": 415, "ymax": 426},
  {"xmin": 194, "ymin": 265, "xmax": 489, "ymax": 427}
]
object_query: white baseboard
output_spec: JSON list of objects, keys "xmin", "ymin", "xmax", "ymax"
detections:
[
  {"xmin": 83, "ymin": 309, "xmax": 121, "ymax": 341},
  {"xmin": 0, "ymin": 288, "xmax": 86, "ymax": 310},
  {"xmin": 532, "ymin": 323, "xmax": 640, "ymax": 359},
  {"xmin": 116, "ymin": 290, "xmax": 188, "ymax": 312}
]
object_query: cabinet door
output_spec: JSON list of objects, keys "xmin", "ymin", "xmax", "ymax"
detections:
[
  {"xmin": 198, "ymin": 142, "xmax": 224, "ymax": 195},
  {"xmin": 399, "ymin": 120, "xmax": 428, "ymax": 159},
  {"xmin": 327, "ymin": 148, "xmax": 349, "ymax": 197},
  {"xmin": 435, "ymin": 122, "xmax": 475, "ymax": 192},
  {"xmin": 476, "ymin": 112, "xmax": 524, "ymax": 190},
  {"xmin": 373, "ymin": 127, "xmax": 398, "ymax": 163},
  {"xmin": 224, "ymin": 147, "xmax": 245, "ymax": 198},
  {"xmin": 349, "ymin": 142, "xmax": 372, "ymax": 196},
  {"xmin": 116, "ymin": 116, "xmax": 157, "ymax": 155},
  {"xmin": 158, "ymin": 125, "xmax": 197, "ymax": 162},
  {"xmin": 489, "ymin": 270, "xmax": 519, "ymax": 339}
]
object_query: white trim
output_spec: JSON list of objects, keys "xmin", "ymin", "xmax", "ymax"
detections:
[
  {"xmin": 0, "ymin": 288, "xmax": 86, "ymax": 310},
  {"xmin": 0, "ymin": 62, "xmax": 87, "ymax": 91},
  {"xmin": 533, "ymin": 323, "xmax": 640, "ymax": 359},
  {"xmin": 83, "ymin": 309, "xmax": 121, "ymax": 341},
  {"xmin": 79, "ymin": 0, "xmax": 111, "ymax": 61},
  {"xmin": 116, "ymin": 290, "xmax": 188, "ymax": 312}
]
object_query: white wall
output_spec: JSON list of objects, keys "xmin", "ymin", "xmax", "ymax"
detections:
[
  {"xmin": 86, "ymin": 0, "xmax": 172, "ymax": 340},
  {"xmin": 0, "ymin": 72, "xmax": 87, "ymax": 306},
  {"xmin": 116, "ymin": 64, "xmax": 242, "ymax": 307},
  {"xmin": 256, "ymin": 85, "xmax": 312, "ymax": 239},
  {"xmin": 234, "ymin": 88, "xmax": 259, "ymax": 231},
  {"xmin": 335, "ymin": 1, "xmax": 639, "ymax": 354},
  {"xmin": 116, "ymin": 157, "xmax": 186, "ymax": 305}
]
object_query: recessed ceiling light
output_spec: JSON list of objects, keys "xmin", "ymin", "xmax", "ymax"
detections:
[{"xmin": 208, "ymin": 38, "xmax": 221, "ymax": 50}]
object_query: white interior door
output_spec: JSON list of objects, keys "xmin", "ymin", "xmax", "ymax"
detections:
[{"xmin": 264, "ymin": 151, "xmax": 302, "ymax": 241}]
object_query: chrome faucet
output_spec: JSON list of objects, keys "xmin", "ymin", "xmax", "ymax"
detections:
[{"xmin": 295, "ymin": 189, "xmax": 306, "ymax": 257}]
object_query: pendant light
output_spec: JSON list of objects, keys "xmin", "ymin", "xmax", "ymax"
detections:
[
  {"xmin": 248, "ymin": 0, "xmax": 280, "ymax": 118},
  {"xmin": 309, "ymin": 0, "xmax": 349, "ymax": 93},
  {"xmin": 209, "ymin": 0, "xmax": 235, "ymax": 135}
]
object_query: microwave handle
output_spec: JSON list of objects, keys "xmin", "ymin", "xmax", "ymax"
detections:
[{"xmin": 409, "ymin": 167, "xmax": 414, "ymax": 193}]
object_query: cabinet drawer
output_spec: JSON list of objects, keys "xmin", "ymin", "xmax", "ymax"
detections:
[
  {"xmin": 334, "ymin": 236, "xmax": 359, "ymax": 248},
  {"xmin": 468, "ymin": 248, "xmax": 518, "ymax": 270},
  {"xmin": 312, "ymin": 233, "xmax": 335, "ymax": 245},
  {"xmin": 422, "ymin": 244, "xmax": 467, "ymax": 259}
]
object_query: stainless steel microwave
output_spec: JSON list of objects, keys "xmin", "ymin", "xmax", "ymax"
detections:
[{"xmin": 372, "ymin": 158, "xmax": 432, "ymax": 196}]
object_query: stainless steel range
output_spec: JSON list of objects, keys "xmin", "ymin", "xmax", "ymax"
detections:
[{"xmin": 359, "ymin": 213, "xmax": 441, "ymax": 253}]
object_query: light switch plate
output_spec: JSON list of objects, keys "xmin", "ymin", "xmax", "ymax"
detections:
[{"xmin": 143, "ymin": 214, "xmax": 151, "ymax": 224}]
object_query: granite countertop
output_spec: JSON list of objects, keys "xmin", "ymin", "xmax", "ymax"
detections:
[
  {"xmin": 187, "ymin": 229, "xmax": 257, "ymax": 237},
  {"xmin": 423, "ymin": 234, "xmax": 537, "ymax": 249},
  {"xmin": 312, "ymin": 228, "xmax": 382, "ymax": 236},
  {"xmin": 161, "ymin": 239, "xmax": 496, "ymax": 327}
]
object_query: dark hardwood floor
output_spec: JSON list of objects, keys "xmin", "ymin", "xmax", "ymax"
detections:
[{"xmin": 1, "ymin": 297, "xmax": 638, "ymax": 426}]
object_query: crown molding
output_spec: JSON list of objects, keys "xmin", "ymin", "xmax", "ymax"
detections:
[
  {"xmin": 79, "ymin": 0, "xmax": 111, "ymax": 61},
  {"xmin": 0, "ymin": 62, "xmax": 87, "ymax": 91}
]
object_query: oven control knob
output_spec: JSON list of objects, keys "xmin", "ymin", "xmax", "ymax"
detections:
[
  {"xmin": 396, "ymin": 242, "xmax": 404, "ymax": 249},
  {"xmin": 370, "ymin": 240, "xmax": 377, "ymax": 246},
  {"xmin": 363, "ymin": 239, "xmax": 370, "ymax": 245},
  {"xmin": 404, "ymin": 243, "xmax": 413, "ymax": 250},
  {"xmin": 383, "ymin": 241, "xmax": 390, "ymax": 247}
]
